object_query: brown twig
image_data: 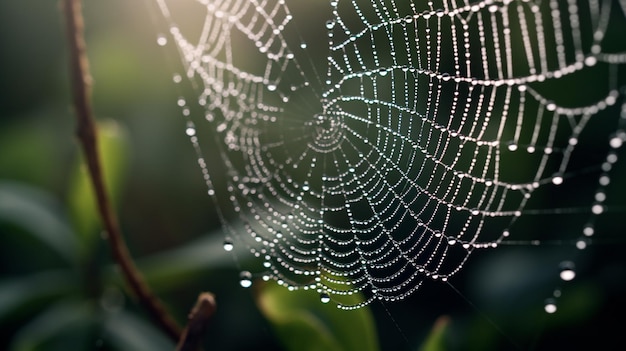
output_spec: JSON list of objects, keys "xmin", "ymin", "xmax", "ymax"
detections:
[
  {"xmin": 176, "ymin": 293, "xmax": 217, "ymax": 351},
  {"xmin": 62, "ymin": 0, "xmax": 182, "ymax": 342}
]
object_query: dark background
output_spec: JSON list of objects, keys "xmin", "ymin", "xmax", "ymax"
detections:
[{"xmin": 1, "ymin": 1, "xmax": 625, "ymax": 350}]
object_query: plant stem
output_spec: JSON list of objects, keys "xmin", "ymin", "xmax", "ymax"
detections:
[
  {"xmin": 176, "ymin": 293, "xmax": 217, "ymax": 351},
  {"xmin": 62, "ymin": 0, "xmax": 182, "ymax": 342}
]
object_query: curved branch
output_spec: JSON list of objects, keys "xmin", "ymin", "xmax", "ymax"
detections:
[
  {"xmin": 176, "ymin": 293, "xmax": 217, "ymax": 351},
  {"xmin": 62, "ymin": 0, "xmax": 182, "ymax": 342}
]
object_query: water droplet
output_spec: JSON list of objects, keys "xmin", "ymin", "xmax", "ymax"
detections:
[
  {"xmin": 599, "ymin": 175, "xmax": 610, "ymax": 186},
  {"xmin": 156, "ymin": 35, "xmax": 168, "ymax": 46},
  {"xmin": 591, "ymin": 204, "xmax": 604, "ymax": 214},
  {"xmin": 302, "ymin": 182, "xmax": 310, "ymax": 191},
  {"xmin": 552, "ymin": 174, "xmax": 564, "ymax": 185},
  {"xmin": 585, "ymin": 56, "xmax": 597, "ymax": 66},
  {"xmin": 100, "ymin": 286, "xmax": 125, "ymax": 312},
  {"xmin": 610, "ymin": 136, "xmax": 623, "ymax": 149},
  {"xmin": 544, "ymin": 299, "xmax": 557, "ymax": 313},
  {"xmin": 583, "ymin": 225, "xmax": 594, "ymax": 236},
  {"xmin": 559, "ymin": 261, "xmax": 576, "ymax": 281},
  {"xmin": 320, "ymin": 292, "xmax": 331, "ymax": 303},
  {"xmin": 607, "ymin": 152, "xmax": 618, "ymax": 164},
  {"xmin": 223, "ymin": 238, "xmax": 234, "ymax": 251},
  {"xmin": 185, "ymin": 122, "xmax": 196, "ymax": 136},
  {"xmin": 595, "ymin": 192, "xmax": 606, "ymax": 202},
  {"xmin": 325, "ymin": 20, "xmax": 335, "ymax": 29},
  {"xmin": 239, "ymin": 271, "xmax": 253, "ymax": 288},
  {"xmin": 267, "ymin": 84, "xmax": 277, "ymax": 91},
  {"xmin": 300, "ymin": 43, "xmax": 307, "ymax": 49}
]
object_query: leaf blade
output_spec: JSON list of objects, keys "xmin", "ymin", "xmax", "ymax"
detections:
[
  {"xmin": 257, "ymin": 282, "xmax": 380, "ymax": 351},
  {"xmin": 0, "ymin": 270, "xmax": 76, "ymax": 322},
  {"xmin": 67, "ymin": 119, "xmax": 129, "ymax": 251},
  {"xmin": 0, "ymin": 181, "xmax": 78, "ymax": 264}
]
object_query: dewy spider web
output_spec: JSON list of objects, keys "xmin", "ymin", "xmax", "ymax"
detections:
[{"xmin": 153, "ymin": 0, "xmax": 626, "ymax": 309}]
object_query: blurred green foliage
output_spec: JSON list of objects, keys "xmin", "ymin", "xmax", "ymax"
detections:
[
  {"xmin": 0, "ymin": 1, "xmax": 625, "ymax": 351},
  {"xmin": 258, "ymin": 282, "xmax": 378, "ymax": 351},
  {"xmin": 0, "ymin": 121, "xmax": 176, "ymax": 351}
]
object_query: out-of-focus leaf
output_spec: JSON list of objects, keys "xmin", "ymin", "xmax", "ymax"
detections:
[
  {"xmin": 0, "ymin": 117, "xmax": 73, "ymax": 189},
  {"xmin": 90, "ymin": 30, "xmax": 164, "ymax": 106},
  {"xmin": 0, "ymin": 270, "xmax": 76, "ymax": 321},
  {"xmin": 134, "ymin": 233, "xmax": 238, "ymax": 289},
  {"xmin": 257, "ymin": 282, "xmax": 379, "ymax": 351},
  {"xmin": 103, "ymin": 310, "xmax": 174, "ymax": 351},
  {"xmin": 0, "ymin": 181, "xmax": 77, "ymax": 263},
  {"xmin": 263, "ymin": 311, "xmax": 343, "ymax": 351},
  {"xmin": 67, "ymin": 119, "xmax": 129, "ymax": 251},
  {"xmin": 9, "ymin": 300, "xmax": 94, "ymax": 351},
  {"xmin": 418, "ymin": 316, "xmax": 450, "ymax": 351}
]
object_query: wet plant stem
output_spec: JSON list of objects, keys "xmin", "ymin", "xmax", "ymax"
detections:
[
  {"xmin": 62, "ymin": 0, "xmax": 182, "ymax": 342},
  {"xmin": 176, "ymin": 293, "xmax": 216, "ymax": 351}
]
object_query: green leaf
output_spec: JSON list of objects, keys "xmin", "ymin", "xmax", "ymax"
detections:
[
  {"xmin": 257, "ymin": 282, "xmax": 380, "ymax": 351},
  {"xmin": 0, "ymin": 181, "xmax": 77, "ymax": 264},
  {"xmin": 67, "ymin": 119, "xmax": 129, "ymax": 251},
  {"xmin": 0, "ymin": 270, "xmax": 76, "ymax": 321},
  {"xmin": 9, "ymin": 299, "xmax": 94, "ymax": 351},
  {"xmin": 103, "ymin": 310, "xmax": 175, "ymax": 351},
  {"xmin": 418, "ymin": 316, "xmax": 450, "ymax": 351},
  {"xmin": 0, "ymin": 116, "xmax": 74, "ymax": 189},
  {"xmin": 264, "ymin": 312, "xmax": 343, "ymax": 351}
]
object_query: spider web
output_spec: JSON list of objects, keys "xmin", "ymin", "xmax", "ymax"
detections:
[{"xmin": 153, "ymin": 0, "xmax": 626, "ymax": 309}]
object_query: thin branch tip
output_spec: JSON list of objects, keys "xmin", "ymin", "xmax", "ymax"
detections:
[{"xmin": 176, "ymin": 293, "xmax": 217, "ymax": 351}]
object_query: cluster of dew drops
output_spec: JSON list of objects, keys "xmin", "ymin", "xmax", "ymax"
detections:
[
  {"xmin": 542, "ymin": 126, "xmax": 625, "ymax": 314},
  {"xmin": 156, "ymin": 24, "xmax": 337, "ymax": 306},
  {"xmin": 153, "ymin": 3, "xmax": 626, "ymax": 311}
]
